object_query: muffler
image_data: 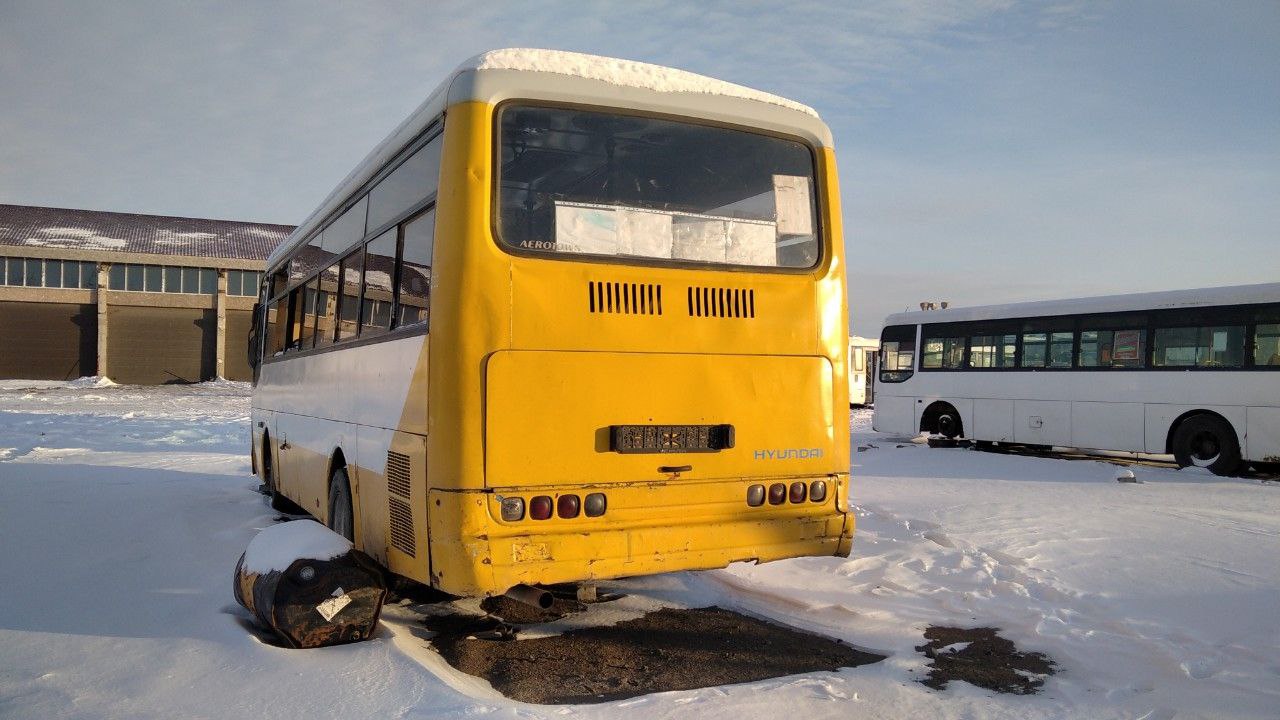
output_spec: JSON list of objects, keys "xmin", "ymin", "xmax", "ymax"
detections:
[{"xmin": 504, "ymin": 583, "xmax": 553, "ymax": 610}]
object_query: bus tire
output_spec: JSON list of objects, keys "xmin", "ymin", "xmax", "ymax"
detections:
[
  {"xmin": 328, "ymin": 467, "xmax": 355, "ymax": 542},
  {"xmin": 936, "ymin": 410, "xmax": 961, "ymax": 439},
  {"xmin": 1171, "ymin": 414, "xmax": 1241, "ymax": 476}
]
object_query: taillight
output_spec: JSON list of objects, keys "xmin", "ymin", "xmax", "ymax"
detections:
[
  {"xmin": 809, "ymin": 480, "xmax": 827, "ymax": 503},
  {"xmin": 767, "ymin": 483, "xmax": 786, "ymax": 505},
  {"xmin": 746, "ymin": 484, "xmax": 765, "ymax": 507},
  {"xmin": 500, "ymin": 496, "xmax": 525, "ymax": 521},
  {"xmin": 584, "ymin": 493, "xmax": 607, "ymax": 517},
  {"xmin": 557, "ymin": 494, "xmax": 581, "ymax": 519},
  {"xmin": 789, "ymin": 481, "xmax": 807, "ymax": 503},
  {"xmin": 530, "ymin": 496, "xmax": 553, "ymax": 520}
]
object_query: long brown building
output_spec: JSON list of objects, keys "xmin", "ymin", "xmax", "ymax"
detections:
[{"xmin": 0, "ymin": 204, "xmax": 292, "ymax": 383}]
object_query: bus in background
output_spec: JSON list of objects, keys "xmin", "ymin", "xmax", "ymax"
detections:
[
  {"xmin": 848, "ymin": 335, "xmax": 879, "ymax": 406},
  {"xmin": 873, "ymin": 283, "xmax": 1280, "ymax": 476},
  {"xmin": 248, "ymin": 49, "xmax": 853, "ymax": 600}
]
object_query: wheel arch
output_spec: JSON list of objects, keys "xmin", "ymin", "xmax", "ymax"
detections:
[
  {"xmin": 1164, "ymin": 409, "xmax": 1238, "ymax": 455},
  {"xmin": 920, "ymin": 400, "xmax": 964, "ymax": 436}
]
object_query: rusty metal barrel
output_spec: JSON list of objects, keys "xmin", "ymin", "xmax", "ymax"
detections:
[{"xmin": 233, "ymin": 519, "xmax": 387, "ymax": 649}]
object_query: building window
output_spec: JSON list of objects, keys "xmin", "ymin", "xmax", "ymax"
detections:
[{"xmin": 227, "ymin": 270, "xmax": 263, "ymax": 297}]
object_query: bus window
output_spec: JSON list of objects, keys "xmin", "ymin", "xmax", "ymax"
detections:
[
  {"xmin": 396, "ymin": 209, "xmax": 433, "ymax": 328},
  {"xmin": 1080, "ymin": 329, "xmax": 1145, "ymax": 368},
  {"xmin": 969, "ymin": 334, "xmax": 1017, "ymax": 368},
  {"xmin": 1048, "ymin": 332, "xmax": 1074, "ymax": 368},
  {"xmin": 1021, "ymin": 333, "xmax": 1046, "ymax": 367},
  {"xmin": 264, "ymin": 299, "xmax": 282, "ymax": 356},
  {"xmin": 879, "ymin": 325, "xmax": 915, "ymax": 382},
  {"xmin": 922, "ymin": 335, "xmax": 964, "ymax": 369},
  {"xmin": 361, "ymin": 229, "xmax": 396, "ymax": 336},
  {"xmin": 1257, "ymin": 324, "xmax": 1280, "ymax": 366},
  {"xmin": 314, "ymin": 262, "xmax": 339, "ymax": 347},
  {"xmin": 497, "ymin": 105, "xmax": 819, "ymax": 269},
  {"xmin": 1154, "ymin": 326, "xmax": 1245, "ymax": 367},
  {"xmin": 337, "ymin": 249, "xmax": 362, "ymax": 341}
]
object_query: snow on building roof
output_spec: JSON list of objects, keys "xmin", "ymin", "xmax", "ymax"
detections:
[
  {"xmin": 883, "ymin": 283, "xmax": 1280, "ymax": 327},
  {"xmin": 466, "ymin": 48, "xmax": 819, "ymax": 118},
  {"xmin": 0, "ymin": 204, "xmax": 293, "ymax": 261}
]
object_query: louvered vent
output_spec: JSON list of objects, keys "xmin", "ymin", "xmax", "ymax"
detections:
[
  {"xmin": 589, "ymin": 281, "xmax": 662, "ymax": 315},
  {"xmin": 687, "ymin": 286, "xmax": 756, "ymax": 318},
  {"xmin": 386, "ymin": 451, "xmax": 411, "ymax": 499},
  {"xmin": 388, "ymin": 496, "xmax": 416, "ymax": 557}
]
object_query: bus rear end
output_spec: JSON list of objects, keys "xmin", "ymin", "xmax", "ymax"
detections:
[{"xmin": 425, "ymin": 71, "xmax": 850, "ymax": 597}]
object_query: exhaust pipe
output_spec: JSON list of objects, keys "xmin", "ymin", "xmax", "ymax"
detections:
[{"xmin": 504, "ymin": 584, "xmax": 553, "ymax": 610}]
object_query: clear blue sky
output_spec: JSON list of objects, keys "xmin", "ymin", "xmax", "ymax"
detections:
[{"xmin": 1, "ymin": 1, "xmax": 1276, "ymax": 336}]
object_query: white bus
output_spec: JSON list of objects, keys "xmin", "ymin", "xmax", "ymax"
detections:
[
  {"xmin": 848, "ymin": 335, "xmax": 879, "ymax": 406},
  {"xmin": 872, "ymin": 283, "xmax": 1280, "ymax": 475}
]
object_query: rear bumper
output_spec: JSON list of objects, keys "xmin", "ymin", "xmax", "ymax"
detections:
[{"xmin": 427, "ymin": 474, "xmax": 853, "ymax": 596}]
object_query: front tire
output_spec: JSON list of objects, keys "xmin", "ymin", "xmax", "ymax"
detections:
[
  {"xmin": 1172, "ymin": 415, "xmax": 1241, "ymax": 476},
  {"xmin": 936, "ymin": 410, "xmax": 962, "ymax": 439},
  {"xmin": 327, "ymin": 467, "xmax": 355, "ymax": 541}
]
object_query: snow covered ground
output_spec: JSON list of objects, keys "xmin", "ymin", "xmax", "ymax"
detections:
[{"xmin": 1, "ymin": 381, "xmax": 1277, "ymax": 719}]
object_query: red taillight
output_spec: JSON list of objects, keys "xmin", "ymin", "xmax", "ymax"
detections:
[
  {"xmin": 789, "ymin": 482, "xmax": 807, "ymax": 503},
  {"xmin": 530, "ymin": 496, "xmax": 553, "ymax": 520},
  {"xmin": 809, "ymin": 480, "xmax": 827, "ymax": 503},
  {"xmin": 767, "ymin": 483, "xmax": 786, "ymax": 505},
  {"xmin": 557, "ymin": 494, "xmax": 581, "ymax": 519}
]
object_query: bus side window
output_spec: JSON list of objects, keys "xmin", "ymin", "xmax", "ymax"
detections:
[
  {"xmin": 265, "ymin": 299, "xmax": 282, "ymax": 356},
  {"xmin": 1257, "ymin": 323, "xmax": 1280, "ymax": 366},
  {"xmin": 879, "ymin": 325, "xmax": 916, "ymax": 382},
  {"xmin": 396, "ymin": 208, "xmax": 434, "ymax": 328},
  {"xmin": 361, "ymin": 229, "xmax": 396, "ymax": 337}
]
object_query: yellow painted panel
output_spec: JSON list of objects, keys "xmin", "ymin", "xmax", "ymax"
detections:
[{"xmin": 485, "ymin": 351, "xmax": 836, "ymax": 487}]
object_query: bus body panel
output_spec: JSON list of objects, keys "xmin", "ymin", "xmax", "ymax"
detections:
[
  {"xmin": 1247, "ymin": 407, "xmax": 1280, "ymax": 462},
  {"xmin": 1072, "ymin": 401, "xmax": 1144, "ymax": 452},
  {"xmin": 426, "ymin": 474, "xmax": 851, "ymax": 597},
  {"xmin": 973, "ymin": 399, "xmax": 1014, "ymax": 442},
  {"xmin": 484, "ymin": 350, "xmax": 838, "ymax": 488}
]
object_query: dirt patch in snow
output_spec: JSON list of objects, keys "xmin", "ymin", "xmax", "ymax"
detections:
[
  {"xmin": 423, "ymin": 606, "xmax": 885, "ymax": 704},
  {"xmin": 916, "ymin": 626, "xmax": 1055, "ymax": 694}
]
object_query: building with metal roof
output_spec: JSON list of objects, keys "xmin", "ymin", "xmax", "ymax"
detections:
[{"xmin": 0, "ymin": 204, "xmax": 292, "ymax": 383}]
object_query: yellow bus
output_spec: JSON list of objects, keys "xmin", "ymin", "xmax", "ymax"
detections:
[{"xmin": 249, "ymin": 49, "xmax": 852, "ymax": 598}]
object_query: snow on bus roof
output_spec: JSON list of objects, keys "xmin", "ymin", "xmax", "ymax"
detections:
[
  {"xmin": 882, "ymin": 282, "xmax": 1280, "ymax": 327},
  {"xmin": 466, "ymin": 48, "xmax": 818, "ymax": 118}
]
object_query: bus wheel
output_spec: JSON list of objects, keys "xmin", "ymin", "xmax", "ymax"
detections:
[
  {"xmin": 936, "ymin": 410, "xmax": 962, "ymax": 439},
  {"xmin": 328, "ymin": 467, "xmax": 355, "ymax": 542},
  {"xmin": 1172, "ymin": 415, "xmax": 1241, "ymax": 476}
]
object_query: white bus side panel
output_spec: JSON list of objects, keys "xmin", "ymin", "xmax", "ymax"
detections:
[
  {"xmin": 1013, "ymin": 400, "xmax": 1071, "ymax": 446},
  {"xmin": 1072, "ymin": 401, "xmax": 1144, "ymax": 452},
  {"xmin": 1247, "ymin": 407, "xmax": 1280, "ymax": 462},
  {"xmin": 973, "ymin": 399, "xmax": 1014, "ymax": 442},
  {"xmin": 873, "ymin": 395, "xmax": 914, "ymax": 435}
]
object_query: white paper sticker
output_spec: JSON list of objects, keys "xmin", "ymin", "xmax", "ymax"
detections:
[
  {"xmin": 315, "ymin": 587, "xmax": 353, "ymax": 622},
  {"xmin": 617, "ymin": 208, "xmax": 674, "ymax": 258},
  {"xmin": 725, "ymin": 220, "xmax": 776, "ymax": 266},
  {"xmin": 773, "ymin": 175, "xmax": 813, "ymax": 236},
  {"xmin": 555, "ymin": 203, "xmax": 617, "ymax": 254},
  {"xmin": 671, "ymin": 218, "xmax": 727, "ymax": 262}
]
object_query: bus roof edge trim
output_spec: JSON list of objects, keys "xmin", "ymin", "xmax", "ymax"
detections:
[{"xmin": 882, "ymin": 283, "xmax": 1280, "ymax": 328}]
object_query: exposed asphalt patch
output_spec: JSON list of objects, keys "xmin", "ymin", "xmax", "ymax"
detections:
[
  {"xmin": 423, "ymin": 606, "xmax": 886, "ymax": 704},
  {"xmin": 916, "ymin": 626, "xmax": 1055, "ymax": 694}
]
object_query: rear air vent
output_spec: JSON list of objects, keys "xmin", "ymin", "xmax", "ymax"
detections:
[
  {"xmin": 387, "ymin": 496, "xmax": 416, "ymax": 557},
  {"xmin": 589, "ymin": 281, "xmax": 662, "ymax": 315},
  {"xmin": 386, "ymin": 451, "xmax": 411, "ymax": 499},
  {"xmin": 688, "ymin": 286, "xmax": 756, "ymax": 319}
]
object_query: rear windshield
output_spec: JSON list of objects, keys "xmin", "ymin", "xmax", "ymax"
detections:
[{"xmin": 496, "ymin": 104, "xmax": 820, "ymax": 269}]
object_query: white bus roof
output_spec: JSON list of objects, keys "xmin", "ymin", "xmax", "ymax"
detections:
[
  {"xmin": 269, "ymin": 49, "xmax": 832, "ymax": 269},
  {"xmin": 882, "ymin": 282, "xmax": 1280, "ymax": 328}
]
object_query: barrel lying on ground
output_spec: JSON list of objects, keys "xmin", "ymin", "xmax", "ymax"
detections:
[{"xmin": 233, "ymin": 519, "xmax": 387, "ymax": 649}]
